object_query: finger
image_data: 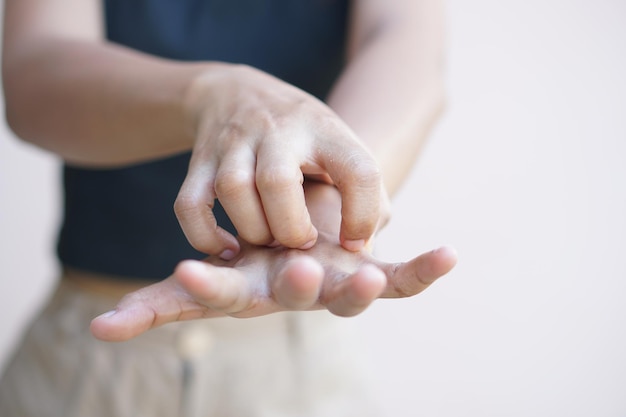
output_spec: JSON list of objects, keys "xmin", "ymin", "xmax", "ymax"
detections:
[
  {"xmin": 271, "ymin": 256, "xmax": 324, "ymax": 310},
  {"xmin": 90, "ymin": 276, "xmax": 221, "ymax": 342},
  {"xmin": 314, "ymin": 127, "xmax": 382, "ymax": 252},
  {"xmin": 380, "ymin": 245, "xmax": 458, "ymax": 298},
  {"xmin": 256, "ymin": 140, "xmax": 317, "ymax": 249},
  {"xmin": 173, "ymin": 259, "xmax": 263, "ymax": 316},
  {"xmin": 324, "ymin": 264, "xmax": 387, "ymax": 317},
  {"xmin": 175, "ymin": 152, "xmax": 240, "ymax": 259},
  {"xmin": 214, "ymin": 146, "xmax": 273, "ymax": 245}
]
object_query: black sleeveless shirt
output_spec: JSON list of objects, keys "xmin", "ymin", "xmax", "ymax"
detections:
[{"xmin": 57, "ymin": 0, "xmax": 349, "ymax": 279}]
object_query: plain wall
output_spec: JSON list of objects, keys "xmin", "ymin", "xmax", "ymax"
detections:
[{"xmin": 1, "ymin": 1, "xmax": 625, "ymax": 416}]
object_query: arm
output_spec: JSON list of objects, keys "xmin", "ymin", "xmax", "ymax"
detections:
[
  {"xmin": 328, "ymin": 0, "xmax": 446, "ymax": 196},
  {"xmin": 2, "ymin": 0, "xmax": 385, "ymax": 255},
  {"xmin": 88, "ymin": 2, "xmax": 455, "ymax": 341},
  {"xmin": 2, "ymin": 0, "xmax": 202, "ymax": 166}
]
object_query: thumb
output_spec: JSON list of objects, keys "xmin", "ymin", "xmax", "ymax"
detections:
[
  {"xmin": 89, "ymin": 269, "xmax": 211, "ymax": 342},
  {"xmin": 380, "ymin": 245, "xmax": 458, "ymax": 298}
]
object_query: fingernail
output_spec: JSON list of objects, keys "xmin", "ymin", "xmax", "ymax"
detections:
[
  {"xmin": 96, "ymin": 310, "xmax": 116, "ymax": 320},
  {"xmin": 342, "ymin": 239, "xmax": 365, "ymax": 252},
  {"xmin": 219, "ymin": 249, "xmax": 236, "ymax": 260}
]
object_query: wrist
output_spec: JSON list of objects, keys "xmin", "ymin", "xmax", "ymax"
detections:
[{"xmin": 181, "ymin": 61, "xmax": 237, "ymax": 147}]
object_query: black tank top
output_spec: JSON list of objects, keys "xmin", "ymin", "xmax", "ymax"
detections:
[{"xmin": 57, "ymin": 0, "xmax": 349, "ymax": 279}]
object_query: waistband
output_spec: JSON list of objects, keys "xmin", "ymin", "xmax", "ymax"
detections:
[{"xmin": 62, "ymin": 266, "xmax": 152, "ymax": 299}]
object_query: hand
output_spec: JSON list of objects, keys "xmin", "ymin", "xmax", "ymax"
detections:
[
  {"xmin": 175, "ymin": 64, "xmax": 385, "ymax": 259},
  {"xmin": 90, "ymin": 233, "xmax": 457, "ymax": 342}
]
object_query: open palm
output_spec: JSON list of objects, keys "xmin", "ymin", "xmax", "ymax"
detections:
[{"xmin": 91, "ymin": 230, "xmax": 457, "ymax": 342}]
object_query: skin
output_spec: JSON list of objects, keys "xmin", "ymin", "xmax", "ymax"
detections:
[
  {"xmin": 2, "ymin": 0, "xmax": 455, "ymax": 340},
  {"xmin": 91, "ymin": 182, "xmax": 457, "ymax": 342},
  {"xmin": 177, "ymin": 64, "xmax": 384, "ymax": 254}
]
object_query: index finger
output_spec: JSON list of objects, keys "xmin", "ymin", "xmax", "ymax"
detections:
[{"xmin": 174, "ymin": 152, "xmax": 240, "ymax": 259}]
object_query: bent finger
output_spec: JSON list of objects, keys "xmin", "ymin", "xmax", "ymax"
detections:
[
  {"xmin": 256, "ymin": 140, "xmax": 317, "ymax": 249},
  {"xmin": 215, "ymin": 146, "xmax": 272, "ymax": 245},
  {"xmin": 175, "ymin": 156, "xmax": 240, "ymax": 259},
  {"xmin": 315, "ymin": 131, "xmax": 382, "ymax": 251}
]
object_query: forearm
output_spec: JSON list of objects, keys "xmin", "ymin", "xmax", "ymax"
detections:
[
  {"xmin": 3, "ymin": 38, "xmax": 212, "ymax": 166},
  {"xmin": 327, "ymin": 0, "xmax": 446, "ymax": 196}
]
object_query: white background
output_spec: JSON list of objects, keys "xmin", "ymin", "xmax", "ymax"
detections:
[{"xmin": 1, "ymin": 1, "xmax": 625, "ymax": 416}]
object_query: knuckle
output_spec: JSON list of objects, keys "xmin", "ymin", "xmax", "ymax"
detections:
[
  {"xmin": 289, "ymin": 96, "xmax": 313, "ymax": 117},
  {"xmin": 214, "ymin": 168, "xmax": 253, "ymax": 199},
  {"xmin": 118, "ymin": 290, "xmax": 150, "ymax": 310},
  {"xmin": 256, "ymin": 110, "xmax": 280, "ymax": 131},
  {"xmin": 391, "ymin": 263, "xmax": 429, "ymax": 298},
  {"xmin": 336, "ymin": 150, "xmax": 382, "ymax": 188},
  {"xmin": 316, "ymin": 111, "xmax": 345, "ymax": 134},
  {"xmin": 174, "ymin": 192, "xmax": 202, "ymax": 217},
  {"xmin": 256, "ymin": 165, "xmax": 301, "ymax": 192},
  {"xmin": 391, "ymin": 279, "xmax": 414, "ymax": 299},
  {"xmin": 351, "ymin": 159, "xmax": 382, "ymax": 189},
  {"xmin": 221, "ymin": 120, "xmax": 246, "ymax": 139},
  {"xmin": 173, "ymin": 194, "xmax": 222, "ymax": 254}
]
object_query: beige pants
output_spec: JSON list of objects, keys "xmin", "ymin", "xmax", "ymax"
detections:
[{"xmin": 0, "ymin": 276, "xmax": 381, "ymax": 417}]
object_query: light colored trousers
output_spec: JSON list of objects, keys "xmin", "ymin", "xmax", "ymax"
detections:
[{"xmin": 0, "ymin": 276, "xmax": 381, "ymax": 417}]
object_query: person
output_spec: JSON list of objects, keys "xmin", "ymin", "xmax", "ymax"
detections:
[{"xmin": 0, "ymin": 0, "xmax": 457, "ymax": 416}]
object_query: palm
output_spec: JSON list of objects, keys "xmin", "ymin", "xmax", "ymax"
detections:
[{"xmin": 91, "ymin": 232, "xmax": 456, "ymax": 342}]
